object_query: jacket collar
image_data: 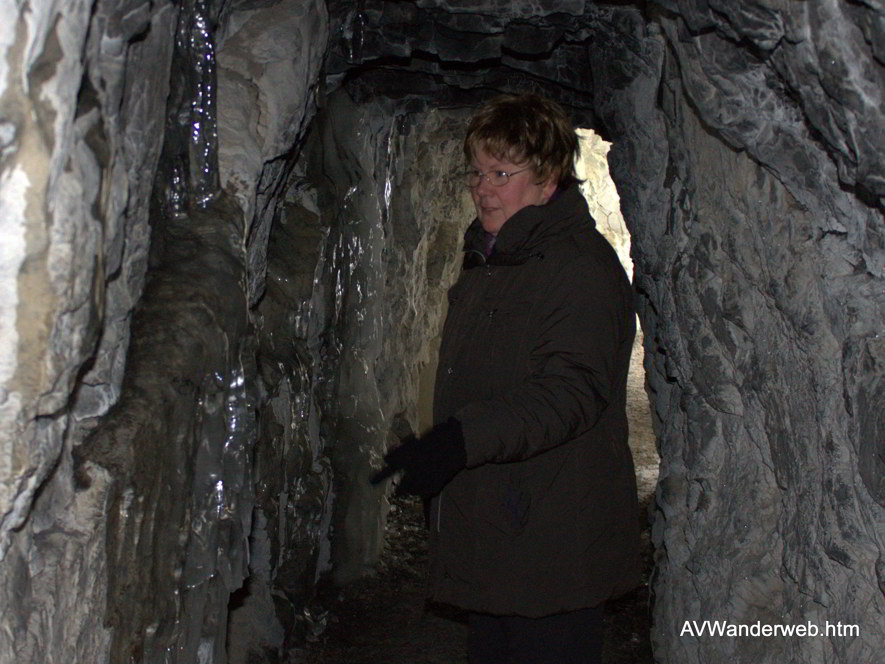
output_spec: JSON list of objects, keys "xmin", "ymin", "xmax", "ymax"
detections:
[{"xmin": 462, "ymin": 184, "xmax": 593, "ymax": 268}]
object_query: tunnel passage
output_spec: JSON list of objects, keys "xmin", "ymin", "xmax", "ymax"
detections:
[{"xmin": 1, "ymin": 1, "xmax": 884, "ymax": 664}]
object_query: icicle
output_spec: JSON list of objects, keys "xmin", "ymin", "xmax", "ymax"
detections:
[
  {"xmin": 340, "ymin": 2, "xmax": 366, "ymax": 64},
  {"xmin": 177, "ymin": 0, "xmax": 219, "ymax": 208}
]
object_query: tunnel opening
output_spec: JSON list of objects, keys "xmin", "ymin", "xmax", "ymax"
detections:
[
  {"xmin": 575, "ymin": 128, "xmax": 659, "ymax": 507},
  {"xmin": 2, "ymin": 1, "xmax": 884, "ymax": 664},
  {"xmin": 277, "ymin": 110, "xmax": 660, "ymax": 661}
]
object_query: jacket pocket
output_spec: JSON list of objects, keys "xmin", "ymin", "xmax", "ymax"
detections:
[{"xmin": 474, "ymin": 465, "xmax": 532, "ymax": 538}]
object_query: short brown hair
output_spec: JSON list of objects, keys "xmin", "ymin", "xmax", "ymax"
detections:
[{"xmin": 464, "ymin": 93, "xmax": 579, "ymax": 187}]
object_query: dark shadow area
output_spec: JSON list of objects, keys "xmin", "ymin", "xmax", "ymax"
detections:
[
  {"xmin": 300, "ymin": 492, "xmax": 653, "ymax": 664},
  {"xmin": 298, "ymin": 322, "xmax": 657, "ymax": 664}
]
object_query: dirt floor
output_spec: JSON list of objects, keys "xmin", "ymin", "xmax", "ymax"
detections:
[{"xmin": 296, "ymin": 333, "xmax": 658, "ymax": 664}]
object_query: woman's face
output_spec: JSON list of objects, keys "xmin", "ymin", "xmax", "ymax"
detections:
[{"xmin": 469, "ymin": 149, "xmax": 557, "ymax": 236}]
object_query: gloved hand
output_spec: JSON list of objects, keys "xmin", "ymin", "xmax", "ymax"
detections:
[{"xmin": 371, "ymin": 418, "xmax": 467, "ymax": 497}]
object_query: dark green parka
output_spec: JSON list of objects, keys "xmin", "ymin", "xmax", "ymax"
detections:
[{"xmin": 428, "ymin": 184, "xmax": 640, "ymax": 617}]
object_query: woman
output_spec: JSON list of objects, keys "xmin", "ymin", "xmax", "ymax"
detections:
[{"xmin": 375, "ymin": 93, "xmax": 640, "ymax": 663}]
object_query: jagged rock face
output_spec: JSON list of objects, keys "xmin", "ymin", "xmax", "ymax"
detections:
[
  {"xmin": 295, "ymin": 92, "xmax": 472, "ymax": 586},
  {"xmin": 641, "ymin": 4, "xmax": 885, "ymax": 662},
  {"xmin": 324, "ymin": 0, "xmax": 642, "ymax": 121},
  {"xmin": 0, "ymin": 1, "xmax": 178, "ymax": 661},
  {"xmin": 1, "ymin": 1, "xmax": 883, "ymax": 664},
  {"xmin": 0, "ymin": 0, "xmax": 328, "ymax": 661}
]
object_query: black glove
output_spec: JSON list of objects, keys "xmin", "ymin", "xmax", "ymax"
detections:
[{"xmin": 371, "ymin": 418, "xmax": 467, "ymax": 497}]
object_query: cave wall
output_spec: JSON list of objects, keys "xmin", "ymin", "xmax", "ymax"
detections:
[
  {"xmin": 290, "ymin": 91, "xmax": 471, "ymax": 586},
  {"xmin": 1, "ymin": 0, "xmax": 884, "ymax": 663},
  {"xmin": 1, "ymin": 2, "xmax": 177, "ymax": 661},
  {"xmin": 1, "ymin": 0, "xmax": 470, "ymax": 660},
  {"xmin": 231, "ymin": 88, "xmax": 471, "ymax": 657},
  {"xmin": 633, "ymin": 3, "xmax": 885, "ymax": 662},
  {"xmin": 326, "ymin": 1, "xmax": 885, "ymax": 661},
  {"xmin": 0, "ymin": 0, "xmax": 329, "ymax": 661}
]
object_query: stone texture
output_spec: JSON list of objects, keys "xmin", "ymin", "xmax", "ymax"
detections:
[
  {"xmin": 0, "ymin": 0, "xmax": 329, "ymax": 661},
  {"xmin": 216, "ymin": 0, "xmax": 329, "ymax": 306},
  {"xmin": 287, "ymin": 90, "xmax": 472, "ymax": 585},
  {"xmin": 576, "ymin": 128, "xmax": 633, "ymax": 276},
  {"xmin": 222, "ymin": 89, "xmax": 472, "ymax": 658},
  {"xmin": 325, "ymin": 0, "xmax": 644, "ymax": 118},
  {"xmin": 79, "ymin": 191, "xmax": 255, "ymax": 663},
  {"xmin": 76, "ymin": 0, "xmax": 331, "ymax": 661},
  {"xmin": 0, "ymin": 0, "xmax": 176, "ymax": 661},
  {"xmin": 325, "ymin": 1, "xmax": 885, "ymax": 660},
  {"xmin": 634, "ymin": 3, "xmax": 885, "ymax": 662},
  {"xmin": 2, "ymin": 0, "xmax": 884, "ymax": 663}
]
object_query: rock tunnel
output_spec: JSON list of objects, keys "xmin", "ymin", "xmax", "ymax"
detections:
[{"xmin": 1, "ymin": 1, "xmax": 884, "ymax": 662}]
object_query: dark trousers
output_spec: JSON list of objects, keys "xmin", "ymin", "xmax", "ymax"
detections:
[{"xmin": 467, "ymin": 604, "xmax": 604, "ymax": 664}]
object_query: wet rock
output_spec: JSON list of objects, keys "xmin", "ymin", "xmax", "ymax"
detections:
[
  {"xmin": 79, "ymin": 192, "xmax": 255, "ymax": 663},
  {"xmin": 285, "ymin": 89, "xmax": 472, "ymax": 585},
  {"xmin": 1, "ymin": 1, "xmax": 883, "ymax": 663},
  {"xmin": 216, "ymin": 0, "xmax": 328, "ymax": 305},
  {"xmin": 0, "ymin": 0, "xmax": 327, "ymax": 660}
]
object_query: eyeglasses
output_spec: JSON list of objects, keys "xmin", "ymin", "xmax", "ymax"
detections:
[{"xmin": 464, "ymin": 168, "xmax": 531, "ymax": 188}]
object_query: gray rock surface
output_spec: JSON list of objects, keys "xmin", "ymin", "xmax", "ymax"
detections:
[
  {"xmin": 304, "ymin": 1, "xmax": 885, "ymax": 661},
  {"xmin": 1, "ymin": 0, "xmax": 883, "ymax": 663},
  {"xmin": 288, "ymin": 90, "xmax": 472, "ymax": 586},
  {"xmin": 0, "ymin": 1, "xmax": 176, "ymax": 661},
  {"xmin": 80, "ymin": 191, "xmax": 255, "ymax": 662},
  {"xmin": 216, "ymin": 0, "xmax": 328, "ymax": 306},
  {"xmin": 639, "ymin": 3, "xmax": 885, "ymax": 661},
  {"xmin": 0, "ymin": 0, "xmax": 328, "ymax": 661},
  {"xmin": 224, "ymin": 89, "xmax": 472, "ymax": 658}
]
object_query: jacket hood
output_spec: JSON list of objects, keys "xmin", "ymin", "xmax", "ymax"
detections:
[{"xmin": 463, "ymin": 184, "xmax": 595, "ymax": 261}]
